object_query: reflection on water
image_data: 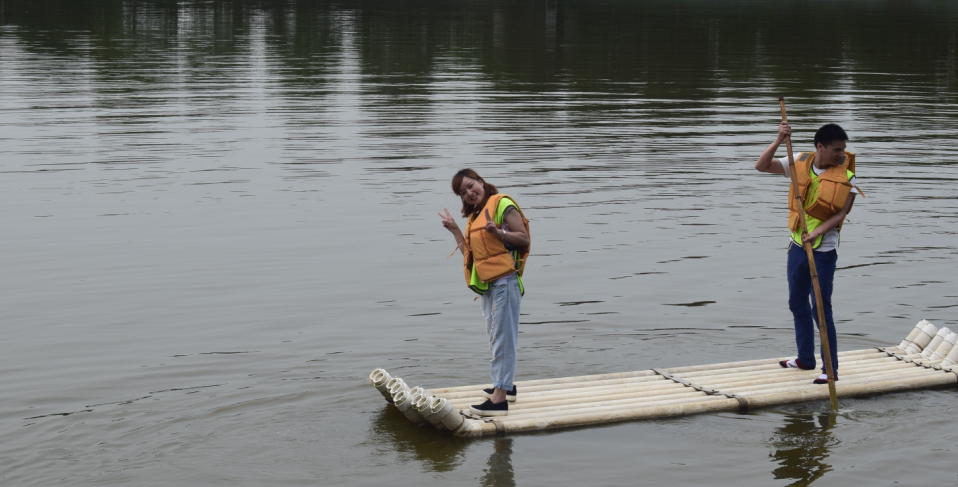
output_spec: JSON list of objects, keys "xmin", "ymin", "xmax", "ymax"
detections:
[
  {"xmin": 369, "ymin": 407, "xmax": 514, "ymax": 485},
  {"xmin": 770, "ymin": 412, "xmax": 838, "ymax": 486},
  {"xmin": 368, "ymin": 406, "xmax": 469, "ymax": 472},
  {"xmin": 482, "ymin": 438, "xmax": 516, "ymax": 487},
  {"xmin": 369, "ymin": 405, "xmax": 516, "ymax": 485}
]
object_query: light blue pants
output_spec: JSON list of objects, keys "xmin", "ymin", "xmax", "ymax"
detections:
[{"xmin": 480, "ymin": 273, "xmax": 521, "ymax": 391}]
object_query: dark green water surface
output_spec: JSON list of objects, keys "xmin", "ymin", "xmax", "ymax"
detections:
[{"xmin": 1, "ymin": 1, "xmax": 957, "ymax": 485}]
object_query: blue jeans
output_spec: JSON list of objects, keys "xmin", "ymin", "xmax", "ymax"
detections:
[
  {"xmin": 480, "ymin": 273, "xmax": 521, "ymax": 391},
  {"xmin": 787, "ymin": 243, "xmax": 838, "ymax": 374}
]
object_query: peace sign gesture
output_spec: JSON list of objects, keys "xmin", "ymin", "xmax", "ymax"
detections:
[
  {"xmin": 482, "ymin": 208, "xmax": 500, "ymax": 235},
  {"xmin": 439, "ymin": 208, "xmax": 467, "ymax": 257},
  {"xmin": 439, "ymin": 208, "xmax": 460, "ymax": 234}
]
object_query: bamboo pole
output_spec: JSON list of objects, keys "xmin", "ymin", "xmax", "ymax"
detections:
[
  {"xmin": 930, "ymin": 332, "xmax": 957, "ymax": 361},
  {"xmin": 430, "ymin": 349, "xmax": 883, "ymax": 397},
  {"xmin": 443, "ymin": 354, "xmax": 897, "ymax": 406},
  {"xmin": 700, "ymin": 364, "xmax": 922, "ymax": 392},
  {"xmin": 442, "ymin": 380, "xmax": 682, "ymax": 405},
  {"xmin": 453, "ymin": 397, "xmax": 744, "ymax": 437},
  {"xmin": 427, "ymin": 369, "xmax": 658, "ymax": 394},
  {"xmin": 436, "ymin": 349, "xmax": 920, "ymax": 406},
  {"xmin": 898, "ymin": 321, "xmax": 928, "ymax": 350},
  {"xmin": 683, "ymin": 356, "xmax": 907, "ymax": 384},
  {"xmin": 434, "ymin": 348, "xmax": 884, "ymax": 395},
  {"xmin": 778, "ymin": 96, "xmax": 839, "ymax": 411},
  {"xmin": 457, "ymin": 390, "xmax": 714, "ymax": 417},
  {"xmin": 438, "ymin": 351, "xmax": 901, "ymax": 410},
  {"xmin": 455, "ymin": 398, "xmax": 743, "ymax": 437},
  {"xmin": 444, "ymin": 361, "xmax": 934, "ymax": 416},
  {"xmin": 672, "ymin": 352, "xmax": 891, "ymax": 380},
  {"xmin": 904, "ymin": 322, "xmax": 940, "ymax": 354},
  {"xmin": 920, "ymin": 327, "xmax": 951, "ymax": 358},
  {"xmin": 727, "ymin": 368, "xmax": 937, "ymax": 395},
  {"xmin": 740, "ymin": 372, "xmax": 957, "ymax": 409},
  {"xmin": 501, "ymin": 394, "xmax": 730, "ymax": 420},
  {"xmin": 447, "ymin": 385, "xmax": 701, "ymax": 411},
  {"xmin": 443, "ymin": 360, "xmax": 920, "ymax": 410},
  {"xmin": 435, "ymin": 376, "xmax": 673, "ymax": 400},
  {"xmin": 676, "ymin": 363, "xmax": 892, "ymax": 388},
  {"xmin": 443, "ymin": 380, "xmax": 689, "ymax": 405},
  {"xmin": 448, "ymin": 361, "xmax": 930, "ymax": 412},
  {"xmin": 660, "ymin": 348, "xmax": 874, "ymax": 375},
  {"xmin": 498, "ymin": 394, "xmax": 732, "ymax": 424}
]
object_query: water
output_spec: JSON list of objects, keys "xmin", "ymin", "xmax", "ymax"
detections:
[{"xmin": 1, "ymin": 0, "xmax": 957, "ymax": 485}]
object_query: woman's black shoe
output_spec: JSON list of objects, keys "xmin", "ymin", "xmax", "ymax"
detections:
[
  {"xmin": 470, "ymin": 399, "xmax": 508, "ymax": 416},
  {"xmin": 481, "ymin": 385, "xmax": 517, "ymax": 402}
]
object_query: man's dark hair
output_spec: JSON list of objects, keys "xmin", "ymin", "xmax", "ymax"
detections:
[{"xmin": 814, "ymin": 124, "xmax": 849, "ymax": 148}]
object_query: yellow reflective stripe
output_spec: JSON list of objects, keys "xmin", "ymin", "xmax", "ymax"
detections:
[
  {"xmin": 469, "ymin": 263, "xmax": 489, "ymax": 294},
  {"xmin": 793, "ymin": 164, "xmax": 824, "ymax": 248},
  {"xmin": 792, "ymin": 215, "xmax": 825, "ymax": 249}
]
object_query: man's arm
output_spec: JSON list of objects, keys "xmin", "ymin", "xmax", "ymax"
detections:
[
  {"xmin": 801, "ymin": 194, "xmax": 856, "ymax": 244},
  {"xmin": 755, "ymin": 122, "xmax": 791, "ymax": 175}
]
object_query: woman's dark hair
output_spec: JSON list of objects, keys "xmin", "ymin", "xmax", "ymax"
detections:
[
  {"xmin": 452, "ymin": 168, "xmax": 498, "ymax": 218},
  {"xmin": 814, "ymin": 124, "xmax": 849, "ymax": 148}
]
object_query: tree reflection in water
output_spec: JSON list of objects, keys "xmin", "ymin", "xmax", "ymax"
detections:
[{"xmin": 770, "ymin": 412, "xmax": 838, "ymax": 486}]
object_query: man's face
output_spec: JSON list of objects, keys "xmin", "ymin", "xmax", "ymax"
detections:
[{"xmin": 815, "ymin": 140, "xmax": 847, "ymax": 167}]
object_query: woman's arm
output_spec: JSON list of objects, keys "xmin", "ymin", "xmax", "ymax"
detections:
[
  {"xmin": 500, "ymin": 208, "xmax": 529, "ymax": 248},
  {"xmin": 439, "ymin": 208, "xmax": 467, "ymax": 256}
]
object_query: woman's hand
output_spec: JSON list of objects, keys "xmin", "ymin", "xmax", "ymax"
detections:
[
  {"xmin": 482, "ymin": 208, "xmax": 501, "ymax": 236},
  {"xmin": 440, "ymin": 208, "xmax": 467, "ymax": 256},
  {"xmin": 439, "ymin": 208, "xmax": 460, "ymax": 234}
]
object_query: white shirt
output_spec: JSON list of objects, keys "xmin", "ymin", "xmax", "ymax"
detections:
[{"xmin": 775, "ymin": 156, "xmax": 859, "ymax": 252}]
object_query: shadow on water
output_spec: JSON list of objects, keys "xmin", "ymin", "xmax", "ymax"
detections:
[{"xmin": 769, "ymin": 411, "xmax": 838, "ymax": 487}]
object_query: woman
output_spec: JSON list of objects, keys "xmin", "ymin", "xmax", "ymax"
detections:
[{"xmin": 439, "ymin": 169, "xmax": 530, "ymax": 416}]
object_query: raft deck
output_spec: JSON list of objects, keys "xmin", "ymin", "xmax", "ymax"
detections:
[{"xmin": 371, "ymin": 321, "xmax": 958, "ymax": 437}]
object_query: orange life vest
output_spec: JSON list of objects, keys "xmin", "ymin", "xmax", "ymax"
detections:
[
  {"xmin": 462, "ymin": 194, "xmax": 531, "ymax": 288},
  {"xmin": 787, "ymin": 151, "xmax": 856, "ymax": 234}
]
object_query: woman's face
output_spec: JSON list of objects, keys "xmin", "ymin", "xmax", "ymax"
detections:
[{"xmin": 458, "ymin": 176, "xmax": 485, "ymax": 206}]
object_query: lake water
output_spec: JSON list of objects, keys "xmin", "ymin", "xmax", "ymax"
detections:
[{"xmin": 1, "ymin": 0, "xmax": 957, "ymax": 485}]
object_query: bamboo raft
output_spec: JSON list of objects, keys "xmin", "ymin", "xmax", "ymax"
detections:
[{"xmin": 370, "ymin": 321, "xmax": 958, "ymax": 437}]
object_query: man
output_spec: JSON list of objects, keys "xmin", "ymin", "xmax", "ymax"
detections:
[{"xmin": 755, "ymin": 122, "xmax": 862, "ymax": 385}]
